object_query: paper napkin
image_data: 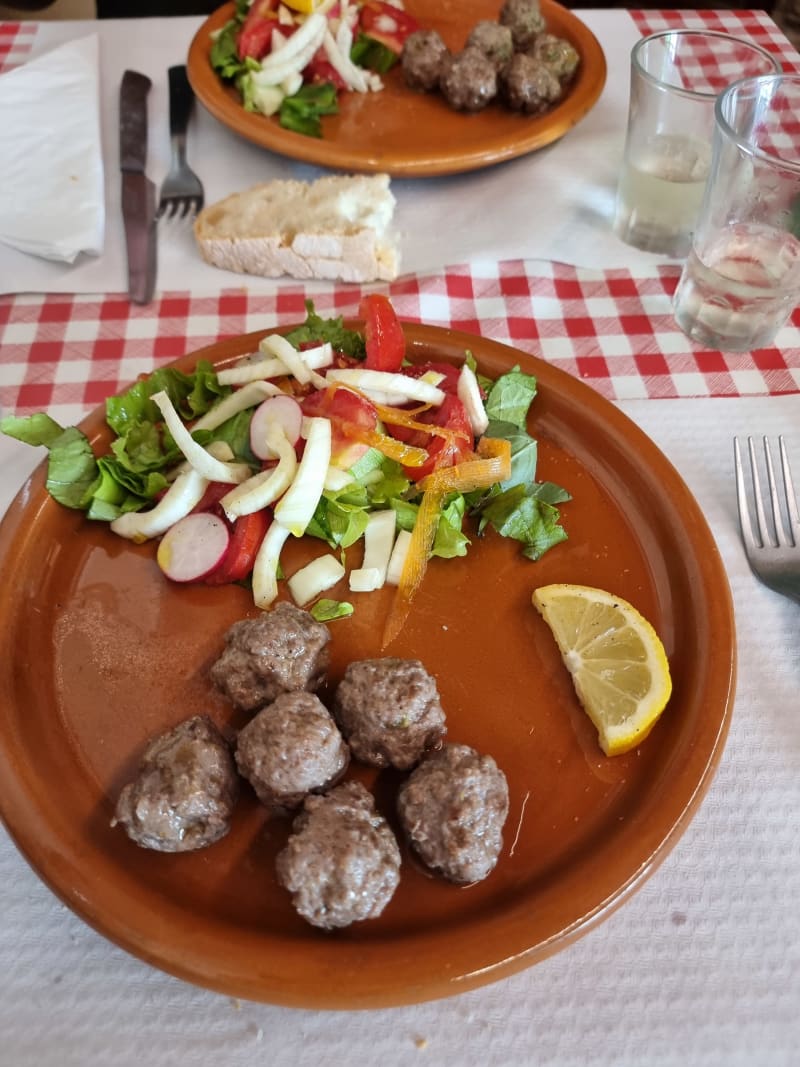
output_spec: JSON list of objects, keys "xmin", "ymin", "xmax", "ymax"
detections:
[{"xmin": 0, "ymin": 34, "xmax": 104, "ymax": 264}]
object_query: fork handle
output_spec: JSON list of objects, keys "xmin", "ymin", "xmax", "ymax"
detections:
[{"xmin": 168, "ymin": 65, "xmax": 195, "ymax": 141}]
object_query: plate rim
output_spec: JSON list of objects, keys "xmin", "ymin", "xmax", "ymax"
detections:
[
  {"xmin": 186, "ymin": 0, "xmax": 608, "ymax": 177},
  {"xmin": 0, "ymin": 323, "xmax": 736, "ymax": 1008}
]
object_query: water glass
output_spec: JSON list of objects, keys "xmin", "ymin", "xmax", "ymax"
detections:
[
  {"xmin": 672, "ymin": 73, "xmax": 800, "ymax": 351},
  {"xmin": 614, "ymin": 30, "xmax": 781, "ymax": 257}
]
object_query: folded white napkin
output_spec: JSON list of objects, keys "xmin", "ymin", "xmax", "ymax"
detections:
[{"xmin": 0, "ymin": 34, "xmax": 104, "ymax": 264}]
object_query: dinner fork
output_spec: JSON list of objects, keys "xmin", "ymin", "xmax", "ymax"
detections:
[
  {"xmin": 157, "ymin": 65, "xmax": 204, "ymax": 220},
  {"xmin": 734, "ymin": 435, "xmax": 800, "ymax": 603}
]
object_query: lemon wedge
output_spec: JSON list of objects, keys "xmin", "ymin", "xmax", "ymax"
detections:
[
  {"xmin": 532, "ymin": 584, "xmax": 672, "ymax": 756},
  {"xmin": 281, "ymin": 0, "xmax": 328, "ymax": 13}
]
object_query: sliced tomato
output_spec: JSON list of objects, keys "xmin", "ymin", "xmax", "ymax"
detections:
[
  {"xmin": 360, "ymin": 293, "xmax": 405, "ymax": 372},
  {"xmin": 238, "ymin": 0, "xmax": 281, "ymax": 61},
  {"xmin": 402, "ymin": 361, "xmax": 461, "ymax": 395},
  {"xmin": 397, "ymin": 394, "xmax": 474, "ymax": 482},
  {"xmin": 301, "ymin": 386, "xmax": 379, "ymax": 469},
  {"xmin": 358, "ymin": 0, "xmax": 420, "ymax": 54},
  {"xmin": 305, "ymin": 47, "xmax": 348, "ymax": 91},
  {"xmin": 204, "ymin": 508, "xmax": 271, "ymax": 585}
]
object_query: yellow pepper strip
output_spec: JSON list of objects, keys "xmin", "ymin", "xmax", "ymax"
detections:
[
  {"xmin": 381, "ymin": 438, "xmax": 512, "ymax": 648},
  {"xmin": 325, "ymin": 380, "xmax": 470, "ymax": 446},
  {"xmin": 335, "ymin": 418, "xmax": 429, "ymax": 467}
]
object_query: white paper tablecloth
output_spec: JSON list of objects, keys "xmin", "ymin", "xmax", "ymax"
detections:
[
  {"xmin": 0, "ymin": 11, "xmax": 657, "ymax": 296},
  {"xmin": 1, "ymin": 393, "xmax": 799, "ymax": 1066}
]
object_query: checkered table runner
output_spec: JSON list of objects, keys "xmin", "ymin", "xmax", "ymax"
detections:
[{"xmin": 0, "ymin": 11, "xmax": 798, "ymax": 421}]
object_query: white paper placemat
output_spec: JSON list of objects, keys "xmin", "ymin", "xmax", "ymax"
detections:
[
  {"xmin": 1, "ymin": 394, "xmax": 799, "ymax": 1066},
  {"xmin": 0, "ymin": 11, "xmax": 669, "ymax": 297}
]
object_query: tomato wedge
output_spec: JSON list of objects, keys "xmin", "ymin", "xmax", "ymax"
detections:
[
  {"xmin": 360, "ymin": 293, "xmax": 405, "ymax": 372},
  {"xmin": 301, "ymin": 385, "xmax": 379, "ymax": 469},
  {"xmin": 358, "ymin": 0, "xmax": 420, "ymax": 54},
  {"xmin": 238, "ymin": 0, "xmax": 282, "ymax": 61},
  {"xmin": 395, "ymin": 394, "xmax": 474, "ymax": 481},
  {"xmin": 204, "ymin": 509, "xmax": 271, "ymax": 585}
]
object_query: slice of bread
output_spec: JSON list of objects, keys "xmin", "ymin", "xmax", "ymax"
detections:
[{"xmin": 194, "ymin": 173, "xmax": 399, "ymax": 283}]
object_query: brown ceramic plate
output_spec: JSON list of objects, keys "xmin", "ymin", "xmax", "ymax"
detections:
[
  {"xmin": 187, "ymin": 0, "xmax": 607, "ymax": 176},
  {"xmin": 0, "ymin": 324, "xmax": 735, "ymax": 1009}
]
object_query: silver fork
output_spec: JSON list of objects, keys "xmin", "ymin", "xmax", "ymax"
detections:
[
  {"xmin": 734, "ymin": 435, "xmax": 800, "ymax": 603},
  {"xmin": 157, "ymin": 65, "xmax": 204, "ymax": 220}
]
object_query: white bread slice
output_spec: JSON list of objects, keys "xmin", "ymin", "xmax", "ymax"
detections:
[{"xmin": 194, "ymin": 173, "xmax": 399, "ymax": 283}]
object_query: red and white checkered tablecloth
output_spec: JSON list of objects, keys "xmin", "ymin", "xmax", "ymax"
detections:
[{"xmin": 0, "ymin": 10, "xmax": 799, "ymax": 421}]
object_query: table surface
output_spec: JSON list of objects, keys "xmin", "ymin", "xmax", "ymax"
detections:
[{"xmin": 0, "ymin": 9, "xmax": 799, "ymax": 1067}]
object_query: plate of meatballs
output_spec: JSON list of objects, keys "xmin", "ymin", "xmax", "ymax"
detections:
[
  {"xmin": 187, "ymin": 0, "xmax": 607, "ymax": 175},
  {"xmin": 0, "ymin": 323, "xmax": 734, "ymax": 1008}
]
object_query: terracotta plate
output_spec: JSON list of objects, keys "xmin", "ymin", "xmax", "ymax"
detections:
[
  {"xmin": 187, "ymin": 0, "xmax": 607, "ymax": 176},
  {"xmin": 0, "ymin": 325, "xmax": 735, "ymax": 1009}
]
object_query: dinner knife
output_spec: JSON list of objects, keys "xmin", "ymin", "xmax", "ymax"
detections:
[{"xmin": 120, "ymin": 70, "xmax": 157, "ymax": 305}]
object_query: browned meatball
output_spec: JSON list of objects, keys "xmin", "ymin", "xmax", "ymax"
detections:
[
  {"xmin": 397, "ymin": 743, "xmax": 509, "ymax": 884},
  {"xmin": 276, "ymin": 781, "xmax": 401, "ymax": 929},
  {"xmin": 112, "ymin": 716, "xmax": 238, "ymax": 852},
  {"xmin": 332, "ymin": 658, "xmax": 446, "ymax": 770},
  {"xmin": 235, "ymin": 691, "xmax": 349, "ymax": 813},
  {"xmin": 531, "ymin": 32, "xmax": 581, "ymax": 83},
  {"xmin": 502, "ymin": 53, "xmax": 562, "ymax": 115},
  {"xmin": 402, "ymin": 28, "xmax": 449, "ymax": 92},
  {"xmin": 439, "ymin": 46, "xmax": 498, "ymax": 112},
  {"xmin": 209, "ymin": 602, "xmax": 330, "ymax": 712},
  {"xmin": 500, "ymin": 0, "xmax": 546, "ymax": 50},
  {"xmin": 466, "ymin": 20, "xmax": 514, "ymax": 70}
]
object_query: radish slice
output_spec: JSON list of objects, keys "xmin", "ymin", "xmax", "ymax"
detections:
[
  {"xmin": 156, "ymin": 512, "xmax": 230, "ymax": 583},
  {"xmin": 249, "ymin": 395, "xmax": 303, "ymax": 460},
  {"xmin": 274, "ymin": 416, "xmax": 331, "ymax": 537},
  {"xmin": 111, "ymin": 468, "xmax": 209, "ymax": 543},
  {"xmin": 192, "ymin": 381, "xmax": 281, "ymax": 433},
  {"xmin": 221, "ymin": 426, "xmax": 297, "ymax": 520},
  {"xmin": 151, "ymin": 391, "xmax": 248, "ymax": 485},
  {"xmin": 252, "ymin": 521, "xmax": 292, "ymax": 609}
]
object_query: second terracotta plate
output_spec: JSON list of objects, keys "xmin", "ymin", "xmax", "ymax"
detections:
[
  {"xmin": 0, "ymin": 324, "xmax": 735, "ymax": 1008},
  {"xmin": 187, "ymin": 0, "xmax": 607, "ymax": 176}
]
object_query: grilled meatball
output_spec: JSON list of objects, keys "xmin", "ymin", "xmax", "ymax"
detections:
[
  {"xmin": 397, "ymin": 743, "xmax": 509, "ymax": 884},
  {"xmin": 500, "ymin": 0, "xmax": 546, "ymax": 51},
  {"xmin": 235, "ymin": 691, "xmax": 349, "ymax": 813},
  {"xmin": 210, "ymin": 602, "xmax": 330, "ymax": 712},
  {"xmin": 402, "ymin": 28, "xmax": 449, "ymax": 92},
  {"xmin": 276, "ymin": 781, "xmax": 401, "ymax": 929},
  {"xmin": 466, "ymin": 20, "xmax": 514, "ymax": 70},
  {"xmin": 333, "ymin": 658, "xmax": 446, "ymax": 770},
  {"xmin": 112, "ymin": 715, "xmax": 238, "ymax": 852},
  {"xmin": 502, "ymin": 53, "xmax": 563, "ymax": 115},
  {"xmin": 439, "ymin": 46, "xmax": 498, "ymax": 112},
  {"xmin": 531, "ymin": 32, "xmax": 580, "ymax": 83}
]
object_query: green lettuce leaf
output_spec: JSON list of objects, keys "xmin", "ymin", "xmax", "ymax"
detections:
[
  {"xmin": 478, "ymin": 482, "xmax": 571, "ymax": 560},
  {"xmin": 279, "ymin": 82, "xmax": 339, "ymax": 139},
  {"xmin": 284, "ymin": 300, "xmax": 366, "ymax": 359},
  {"xmin": 310, "ymin": 599, "xmax": 354, "ymax": 623},
  {"xmin": 484, "ymin": 366, "xmax": 538, "ymax": 429}
]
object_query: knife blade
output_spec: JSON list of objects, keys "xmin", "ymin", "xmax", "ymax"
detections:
[{"xmin": 120, "ymin": 70, "xmax": 157, "ymax": 305}]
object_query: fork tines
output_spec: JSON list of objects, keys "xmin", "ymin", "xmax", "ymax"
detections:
[{"xmin": 735, "ymin": 435, "xmax": 800, "ymax": 552}]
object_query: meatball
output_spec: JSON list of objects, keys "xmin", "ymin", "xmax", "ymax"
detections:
[
  {"xmin": 439, "ymin": 46, "xmax": 498, "ymax": 112},
  {"xmin": 402, "ymin": 28, "xmax": 449, "ymax": 92},
  {"xmin": 531, "ymin": 33, "xmax": 581, "ymax": 83},
  {"xmin": 209, "ymin": 602, "xmax": 330, "ymax": 712},
  {"xmin": 502, "ymin": 53, "xmax": 563, "ymax": 115},
  {"xmin": 332, "ymin": 658, "xmax": 446, "ymax": 770},
  {"xmin": 112, "ymin": 715, "xmax": 238, "ymax": 852},
  {"xmin": 466, "ymin": 20, "xmax": 514, "ymax": 70},
  {"xmin": 235, "ymin": 691, "xmax": 349, "ymax": 813},
  {"xmin": 276, "ymin": 781, "xmax": 401, "ymax": 929},
  {"xmin": 500, "ymin": 0, "xmax": 546, "ymax": 51},
  {"xmin": 397, "ymin": 743, "xmax": 509, "ymax": 884}
]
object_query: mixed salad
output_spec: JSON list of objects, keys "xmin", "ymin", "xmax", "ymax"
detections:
[
  {"xmin": 1, "ymin": 297, "xmax": 570, "ymax": 641},
  {"xmin": 211, "ymin": 0, "xmax": 421, "ymax": 136}
]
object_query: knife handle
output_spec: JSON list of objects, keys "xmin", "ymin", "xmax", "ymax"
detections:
[
  {"xmin": 168, "ymin": 65, "xmax": 195, "ymax": 140},
  {"xmin": 120, "ymin": 70, "xmax": 152, "ymax": 173}
]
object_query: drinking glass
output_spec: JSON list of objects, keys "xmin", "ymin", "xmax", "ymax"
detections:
[
  {"xmin": 672, "ymin": 73, "xmax": 800, "ymax": 351},
  {"xmin": 614, "ymin": 30, "xmax": 781, "ymax": 257}
]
